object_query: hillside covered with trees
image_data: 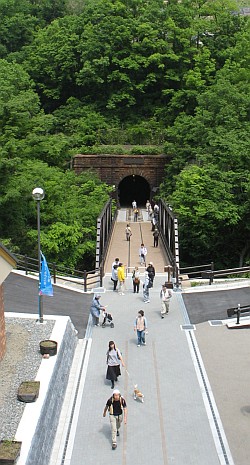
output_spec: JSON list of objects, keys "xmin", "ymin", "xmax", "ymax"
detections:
[{"xmin": 0, "ymin": 0, "xmax": 249, "ymax": 269}]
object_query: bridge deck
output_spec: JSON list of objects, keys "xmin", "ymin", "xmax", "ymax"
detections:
[{"xmin": 104, "ymin": 208, "xmax": 169, "ymax": 274}]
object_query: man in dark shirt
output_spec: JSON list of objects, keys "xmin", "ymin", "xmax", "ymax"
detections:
[
  {"xmin": 146, "ymin": 262, "xmax": 155, "ymax": 286},
  {"xmin": 103, "ymin": 389, "xmax": 127, "ymax": 450}
]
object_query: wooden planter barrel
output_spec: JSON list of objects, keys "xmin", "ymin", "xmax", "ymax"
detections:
[
  {"xmin": 39, "ymin": 340, "xmax": 57, "ymax": 356},
  {"xmin": 0, "ymin": 440, "xmax": 22, "ymax": 465},
  {"xmin": 17, "ymin": 381, "xmax": 40, "ymax": 403}
]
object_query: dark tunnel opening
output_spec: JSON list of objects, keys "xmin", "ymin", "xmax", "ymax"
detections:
[{"xmin": 118, "ymin": 175, "xmax": 151, "ymax": 207}]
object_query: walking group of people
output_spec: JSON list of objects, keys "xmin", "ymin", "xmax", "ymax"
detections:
[
  {"xmin": 90, "ymin": 278, "xmax": 172, "ymax": 450},
  {"xmin": 101, "ymin": 307, "xmax": 149, "ymax": 450},
  {"xmin": 110, "ymin": 254, "xmax": 157, "ymax": 303},
  {"xmin": 126, "ymin": 199, "xmax": 160, "ymax": 249},
  {"xmin": 89, "ymin": 200, "xmax": 173, "ymax": 451}
]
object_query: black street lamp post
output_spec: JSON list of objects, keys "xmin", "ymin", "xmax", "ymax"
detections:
[{"xmin": 32, "ymin": 187, "xmax": 45, "ymax": 323}]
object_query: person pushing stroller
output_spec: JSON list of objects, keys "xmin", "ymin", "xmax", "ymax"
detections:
[{"xmin": 102, "ymin": 310, "xmax": 114, "ymax": 328}]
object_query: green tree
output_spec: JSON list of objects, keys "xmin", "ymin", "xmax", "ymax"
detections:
[
  {"xmin": 0, "ymin": 159, "xmax": 111, "ymax": 269},
  {"xmin": 166, "ymin": 164, "xmax": 245, "ymax": 266}
]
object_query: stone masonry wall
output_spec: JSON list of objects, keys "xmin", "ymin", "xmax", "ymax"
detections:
[
  {"xmin": 0, "ymin": 284, "xmax": 6, "ymax": 361},
  {"xmin": 73, "ymin": 153, "xmax": 169, "ymax": 188},
  {"xmin": 26, "ymin": 319, "xmax": 78, "ymax": 465}
]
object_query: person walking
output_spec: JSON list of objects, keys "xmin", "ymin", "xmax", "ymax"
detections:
[
  {"xmin": 112, "ymin": 257, "xmax": 119, "ymax": 270},
  {"xmin": 139, "ymin": 243, "xmax": 147, "ymax": 265},
  {"xmin": 146, "ymin": 262, "xmax": 155, "ymax": 287},
  {"xmin": 111, "ymin": 264, "xmax": 118, "ymax": 291},
  {"xmin": 133, "ymin": 208, "xmax": 139, "ymax": 222},
  {"xmin": 125, "ymin": 224, "xmax": 132, "ymax": 241},
  {"xmin": 151, "ymin": 214, "xmax": 157, "ymax": 231},
  {"xmin": 106, "ymin": 340, "xmax": 125, "ymax": 389},
  {"xmin": 134, "ymin": 310, "xmax": 148, "ymax": 346},
  {"xmin": 153, "ymin": 228, "xmax": 159, "ymax": 247},
  {"xmin": 148, "ymin": 204, "xmax": 153, "ymax": 221},
  {"xmin": 90, "ymin": 294, "xmax": 105, "ymax": 326},
  {"xmin": 143, "ymin": 271, "xmax": 152, "ymax": 303},
  {"xmin": 160, "ymin": 284, "xmax": 173, "ymax": 318},
  {"xmin": 154, "ymin": 203, "xmax": 159, "ymax": 214},
  {"xmin": 132, "ymin": 266, "xmax": 140, "ymax": 293},
  {"xmin": 146, "ymin": 200, "xmax": 151, "ymax": 213},
  {"xmin": 103, "ymin": 389, "xmax": 127, "ymax": 450},
  {"xmin": 117, "ymin": 262, "xmax": 125, "ymax": 295}
]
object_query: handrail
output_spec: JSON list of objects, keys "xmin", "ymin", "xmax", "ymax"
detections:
[
  {"xmin": 179, "ymin": 262, "xmax": 250, "ymax": 286},
  {"xmin": 95, "ymin": 199, "xmax": 117, "ymax": 269},
  {"xmin": 227, "ymin": 304, "xmax": 250, "ymax": 324},
  {"xmin": 158, "ymin": 200, "xmax": 179, "ymax": 285},
  {"xmin": 202, "ymin": 266, "xmax": 250, "ymax": 284},
  {"xmin": 99, "ymin": 208, "xmax": 118, "ymax": 272},
  {"xmin": 180, "ymin": 263, "xmax": 213, "ymax": 271},
  {"xmin": 15, "ymin": 253, "xmax": 102, "ymax": 292}
]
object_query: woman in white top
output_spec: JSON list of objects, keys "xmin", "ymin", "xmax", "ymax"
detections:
[
  {"xmin": 139, "ymin": 243, "xmax": 147, "ymax": 265},
  {"xmin": 132, "ymin": 266, "xmax": 140, "ymax": 293}
]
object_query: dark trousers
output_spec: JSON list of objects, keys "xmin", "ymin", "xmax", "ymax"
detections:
[
  {"xmin": 133, "ymin": 281, "xmax": 140, "ymax": 293},
  {"xmin": 154, "ymin": 237, "xmax": 159, "ymax": 247}
]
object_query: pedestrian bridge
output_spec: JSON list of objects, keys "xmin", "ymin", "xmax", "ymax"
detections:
[
  {"xmin": 96, "ymin": 200, "xmax": 179, "ymax": 286},
  {"xmin": 104, "ymin": 208, "xmax": 169, "ymax": 276}
]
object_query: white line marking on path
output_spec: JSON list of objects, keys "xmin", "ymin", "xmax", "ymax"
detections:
[{"xmin": 186, "ymin": 330, "xmax": 235, "ymax": 465}]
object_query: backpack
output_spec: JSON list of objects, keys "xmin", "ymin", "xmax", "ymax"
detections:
[{"xmin": 108, "ymin": 395, "xmax": 125, "ymax": 414}]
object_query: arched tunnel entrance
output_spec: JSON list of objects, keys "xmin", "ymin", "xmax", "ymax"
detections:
[{"xmin": 118, "ymin": 175, "xmax": 151, "ymax": 207}]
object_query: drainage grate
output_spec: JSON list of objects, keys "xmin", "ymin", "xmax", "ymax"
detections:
[
  {"xmin": 181, "ymin": 324, "xmax": 196, "ymax": 331},
  {"xmin": 209, "ymin": 320, "xmax": 223, "ymax": 326}
]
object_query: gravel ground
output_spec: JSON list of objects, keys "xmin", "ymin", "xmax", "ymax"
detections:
[{"xmin": 0, "ymin": 317, "xmax": 55, "ymax": 440}]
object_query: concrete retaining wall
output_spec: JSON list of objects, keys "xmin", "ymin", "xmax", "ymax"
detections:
[
  {"xmin": 16, "ymin": 315, "xmax": 78, "ymax": 465},
  {"xmin": 0, "ymin": 284, "xmax": 6, "ymax": 361}
]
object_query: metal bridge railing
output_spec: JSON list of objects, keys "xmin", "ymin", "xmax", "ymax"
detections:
[
  {"xmin": 158, "ymin": 200, "xmax": 180, "ymax": 285},
  {"xmin": 95, "ymin": 199, "xmax": 117, "ymax": 269},
  {"xmin": 15, "ymin": 253, "xmax": 103, "ymax": 292}
]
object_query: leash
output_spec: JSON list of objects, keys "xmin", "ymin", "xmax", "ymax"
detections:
[{"xmin": 124, "ymin": 367, "xmax": 136, "ymax": 387}]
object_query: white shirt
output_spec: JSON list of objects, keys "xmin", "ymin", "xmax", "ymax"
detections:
[
  {"xmin": 160, "ymin": 289, "xmax": 172, "ymax": 301},
  {"xmin": 139, "ymin": 247, "xmax": 147, "ymax": 257}
]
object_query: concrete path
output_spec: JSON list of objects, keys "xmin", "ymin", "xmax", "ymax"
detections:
[{"xmin": 51, "ymin": 275, "xmax": 235, "ymax": 465}]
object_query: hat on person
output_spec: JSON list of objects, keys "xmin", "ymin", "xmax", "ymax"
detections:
[
  {"xmin": 113, "ymin": 389, "xmax": 120, "ymax": 395},
  {"xmin": 95, "ymin": 294, "xmax": 101, "ymax": 299},
  {"xmin": 149, "ymin": 261, "xmax": 153, "ymax": 265}
]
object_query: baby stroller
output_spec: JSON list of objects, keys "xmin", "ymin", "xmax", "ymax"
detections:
[{"xmin": 102, "ymin": 311, "xmax": 114, "ymax": 328}]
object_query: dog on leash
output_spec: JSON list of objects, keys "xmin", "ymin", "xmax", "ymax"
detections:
[{"xmin": 133, "ymin": 384, "xmax": 144, "ymax": 403}]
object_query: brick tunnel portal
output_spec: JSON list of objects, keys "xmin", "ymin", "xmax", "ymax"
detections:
[{"xmin": 118, "ymin": 175, "xmax": 151, "ymax": 207}]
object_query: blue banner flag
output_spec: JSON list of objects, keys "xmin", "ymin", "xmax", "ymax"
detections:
[{"xmin": 39, "ymin": 253, "xmax": 53, "ymax": 296}]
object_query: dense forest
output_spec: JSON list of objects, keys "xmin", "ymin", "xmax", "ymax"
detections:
[{"xmin": 0, "ymin": 0, "xmax": 249, "ymax": 270}]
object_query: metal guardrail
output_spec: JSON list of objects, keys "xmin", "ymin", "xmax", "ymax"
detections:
[
  {"xmin": 15, "ymin": 253, "xmax": 103, "ymax": 292},
  {"xmin": 179, "ymin": 262, "xmax": 250, "ymax": 286},
  {"xmin": 158, "ymin": 200, "xmax": 179, "ymax": 284},
  {"xmin": 95, "ymin": 199, "xmax": 117, "ymax": 269},
  {"xmin": 180, "ymin": 262, "xmax": 214, "ymax": 284},
  {"xmin": 201, "ymin": 265, "xmax": 250, "ymax": 284},
  {"xmin": 227, "ymin": 304, "xmax": 250, "ymax": 324}
]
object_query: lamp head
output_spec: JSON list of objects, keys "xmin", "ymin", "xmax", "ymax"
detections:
[{"xmin": 32, "ymin": 187, "xmax": 44, "ymax": 201}]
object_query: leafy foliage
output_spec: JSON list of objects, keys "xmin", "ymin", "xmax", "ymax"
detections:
[
  {"xmin": 0, "ymin": 160, "xmax": 111, "ymax": 269},
  {"xmin": 0, "ymin": 0, "xmax": 249, "ymax": 268}
]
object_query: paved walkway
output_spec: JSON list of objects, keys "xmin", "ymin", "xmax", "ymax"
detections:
[
  {"xmin": 104, "ymin": 208, "xmax": 168, "ymax": 274},
  {"xmin": 50, "ymin": 275, "xmax": 236, "ymax": 465}
]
